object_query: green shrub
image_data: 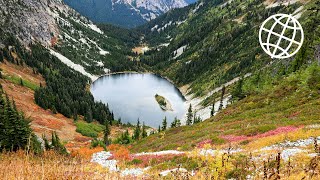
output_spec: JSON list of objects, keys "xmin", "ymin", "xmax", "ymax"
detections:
[
  {"xmin": 75, "ymin": 121, "xmax": 104, "ymax": 138},
  {"xmin": 307, "ymin": 66, "xmax": 320, "ymax": 91},
  {"xmin": 242, "ymin": 125, "xmax": 276, "ymax": 136},
  {"xmin": 91, "ymin": 138, "xmax": 106, "ymax": 149},
  {"xmin": 4, "ymin": 75, "xmax": 39, "ymax": 91},
  {"xmin": 129, "ymin": 159, "xmax": 143, "ymax": 165},
  {"xmin": 211, "ymin": 136, "xmax": 226, "ymax": 145}
]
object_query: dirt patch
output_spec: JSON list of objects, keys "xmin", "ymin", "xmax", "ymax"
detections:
[
  {"xmin": 0, "ymin": 60, "xmax": 45, "ymax": 86},
  {"xmin": 0, "ymin": 79, "xmax": 86, "ymax": 142},
  {"xmin": 132, "ymin": 45, "xmax": 149, "ymax": 55}
]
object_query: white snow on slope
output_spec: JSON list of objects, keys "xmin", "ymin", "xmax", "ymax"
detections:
[
  {"xmin": 192, "ymin": 2, "xmax": 204, "ymax": 13},
  {"xmin": 86, "ymin": 38, "xmax": 110, "ymax": 55},
  {"xmin": 182, "ymin": 73, "xmax": 251, "ymax": 122},
  {"xmin": 220, "ymin": 0, "xmax": 234, "ymax": 8},
  {"xmin": 173, "ymin": 45, "xmax": 187, "ymax": 59},
  {"xmin": 49, "ymin": 49, "xmax": 98, "ymax": 81},
  {"xmin": 91, "ymin": 151, "xmax": 150, "ymax": 176},
  {"xmin": 151, "ymin": 25, "xmax": 159, "ymax": 31},
  {"xmin": 91, "ymin": 151, "xmax": 118, "ymax": 171},
  {"xmin": 293, "ymin": 6, "xmax": 304, "ymax": 19},
  {"xmin": 71, "ymin": 17, "xmax": 104, "ymax": 35},
  {"xmin": 88, "ymin": 24, "xmax": 104, "ymax": 34},
  {"xmin": 266, "ymin": 0, "xmax": 300, "ymax": 9}
]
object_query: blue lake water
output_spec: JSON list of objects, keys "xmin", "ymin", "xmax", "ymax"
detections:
[{"xmin": 90, "ymin": 73, "xmax": 187, "ymax": 127}]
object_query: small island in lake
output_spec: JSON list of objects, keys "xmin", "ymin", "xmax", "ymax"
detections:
[{"xmin": 155, "ymin": 94, "xmax": 173, "ymax": 111}]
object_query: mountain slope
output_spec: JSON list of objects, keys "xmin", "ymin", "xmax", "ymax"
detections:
[
  {"xmin": 0, "ymin": 0, "xmax": 141, "ymax": 78},
  {"xmin": 137, "ymin": 0, "xmax": 317, "ymax": 119},
  {"xmin": 132, "ymin": 0, "xmax": 320, "ymax": 152},
  {"xmin": 63, "ymin": 0, "xmax": 191, "ymax": 28}
]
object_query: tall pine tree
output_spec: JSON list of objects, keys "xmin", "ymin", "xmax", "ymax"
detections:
[
  {"xmin": 104, "ymin": 121, "xmax": 110, "ymax": 145},
  {"xmin": 186, "ymin": 104, "xmax": 193, "ymax": 125},
  {"xmin": 133, "ymin": 119, "xmax": 141, "ymax": 140},
  {"xmin": 142, "ymin": 122, "xmax": 147, "ymax": 138},
  {"xmin": 162, "ymin": 116, "xmax": 167, "ymax": 131}
]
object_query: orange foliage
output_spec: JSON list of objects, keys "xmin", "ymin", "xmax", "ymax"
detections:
[
  {"xmin": 51, "ymin": 36, "xmax": 58, "ymax": 46},
  {"xmin": 107, "ymin": 144, "xmax": 131, "ymax": 161},
  {"xmin": 70, "ymin": 147, "xmax": 104, "ymax": 160}
]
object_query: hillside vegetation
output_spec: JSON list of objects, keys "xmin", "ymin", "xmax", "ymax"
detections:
[
  {"xmin": 132, "ymin": 63, "xmax": 320, "ymax": 151},
  {"xmin": 139, "ymin": 0, "xmax": 314, "ymax": 98},
  {"xmin": 0, "ymin": 0, "xmax": 320, "ymax": 179}
]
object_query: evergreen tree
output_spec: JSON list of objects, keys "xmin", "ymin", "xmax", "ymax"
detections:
[
  {"xmin": 118, "ymin": 118, "xmax": 122, "ymax": 126},
  {"xmin": 158, "ymin": 125, "xmax": 161, "ymax": 133},
  {"xmin": 219, "ymin": 86, "xmax": 226, "ymax": 110},
  {"xmin": 186, "ymin": 104, "xmax": 193, "ymax": 125},
  {"xmin": 162, "ymin": 116, "xmax": 167, "ymax": 131},
  {"xmin": 85, "ymin": 107, "xmax": 93, "ymax": 122},
  {"xmin": 142, "ymin": 122, "xmax": 147, "ymax": 138},
  {"xmin": 171, "ymin": 117, "xmax": 177, "ymax": 128},
  {"xmin": 133, "ymin": 119, "xmax": 141, "ymax": 140},
  {"xmin": 0, "ymin": 51, "xmax": 3, "ymax": 62},
  {"xmin": 19, "ymin": 78, "xmax": 23, "ymax": 86},
  {"xmin": 231, "ymin": 78, "xmax": 245, "ymax": 101},
  {"xmin": 0, "ymin": 87, "xmax": 40, "ymax": 152},
  {"xmin": 73, "ymin": 108, "xmax": 78, "ymax": 121},
  {"xmin": 104, "ymin": 121, "xmax": 110, "ymax": 145},
  {"xmin": 210, "ymin": 102, "xmax": 215, "ymax": 117},
  {"xmin": 51, "ymin": 131, "xmax": 67, "ymax": 154},
  {"xmin": 115, "ymin": 129, "xmax": 130, "ymax": 144},
  {"xmin": 42, "ymin": 134, "xmax": 51, "ymax": 150},
  {"xmin": 171, "ymin": 117, "xmax": 181, "ymax": 128},
  {"xmin": 176, "ymin": 118, "xmax": 181, "ymax": 127},
  {"xmin": 51, "ymin": 105, "xmax": 57, "ymax": 114}
]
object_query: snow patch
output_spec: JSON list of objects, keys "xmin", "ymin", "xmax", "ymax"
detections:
[
  {"xmin": 192, "ymin": 2, "xmax": 204, "ymax": 13},
  {"xmin": 91, "ymin": 151, "xmax": 118, "ymax": 171},
  {"xmin": 182, "ymin": 73, "xmax": 251, "ymax": 122},
  {"xmin": 281, "ymin": 148, "xmax": 306, "ymax": 160},
  {"xmin": 88, "ymin": 24, "xmax": 104, "ymax": 34},
  {"xmin": 293, "ymin": 6, "xmax": 304, "ymax": 19},
  {"xmin": 91, "ymin": 151, "xmax": 151, "ymax": 176},
  {"xmin": 49, "ymin": 49, "xmax": 98, "ymax": 81},
  {"xmin": 220, "ymin": 0, "xmax": 234, "ymax": 8},
  {"xmin": 173, "ymin": 45, "xmax": 187, "ymax": 59},
  {"xmin": 266, "ymin": 0, "xmax": 300, "ymax": 9},
  {"xmin": 86, "ymin": 38, "xmax": 110, "ymax": 55}
]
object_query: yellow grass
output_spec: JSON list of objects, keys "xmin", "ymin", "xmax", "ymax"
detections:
[{"xmin": 0, "ymin": 150, "xmax": 121, "ymax": 180}]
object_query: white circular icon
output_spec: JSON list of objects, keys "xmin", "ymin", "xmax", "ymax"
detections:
[{"xmin": 259, "ymin": 14, "xmax": 304, "ymax": 59}]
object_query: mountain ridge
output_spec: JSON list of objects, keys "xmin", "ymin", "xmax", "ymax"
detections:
[{"xmin": 63, "ymin": 0, "xmax": 193, "ymax": 28}]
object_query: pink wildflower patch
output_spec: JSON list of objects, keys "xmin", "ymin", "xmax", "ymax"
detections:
[
  {"xmin": 220, "ymin": 135, "xmax": 247, "ymax": 142},
  {"xmin": 220, "ymin": 125, "xmax": 302, "ymax": 142},
  {"xmin": 196, "ymin": 139, "xmax": 213, "ymax": 148},
  {"xmin": 255, "ymin": 126, "xmax": 300, "ymax": 138}
]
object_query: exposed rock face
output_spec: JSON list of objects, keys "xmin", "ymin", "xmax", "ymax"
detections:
[{"xmin": 0, "ymin": 0, "xmax": 62, "ymax": 46}]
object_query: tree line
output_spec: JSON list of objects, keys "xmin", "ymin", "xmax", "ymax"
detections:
[{"xmin": 0, "ymin": 33, "xmax": 114, "ymax": 125}]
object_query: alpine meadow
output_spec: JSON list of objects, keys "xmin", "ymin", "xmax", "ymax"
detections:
[{"xmin": 0, "ymin": 0, "xmax": 320, "ymax": 179}]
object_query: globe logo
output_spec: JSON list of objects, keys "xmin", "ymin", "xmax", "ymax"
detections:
[{"xmin": 259, "ymin": 14, "xmax": 304, "ymax": 59}]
